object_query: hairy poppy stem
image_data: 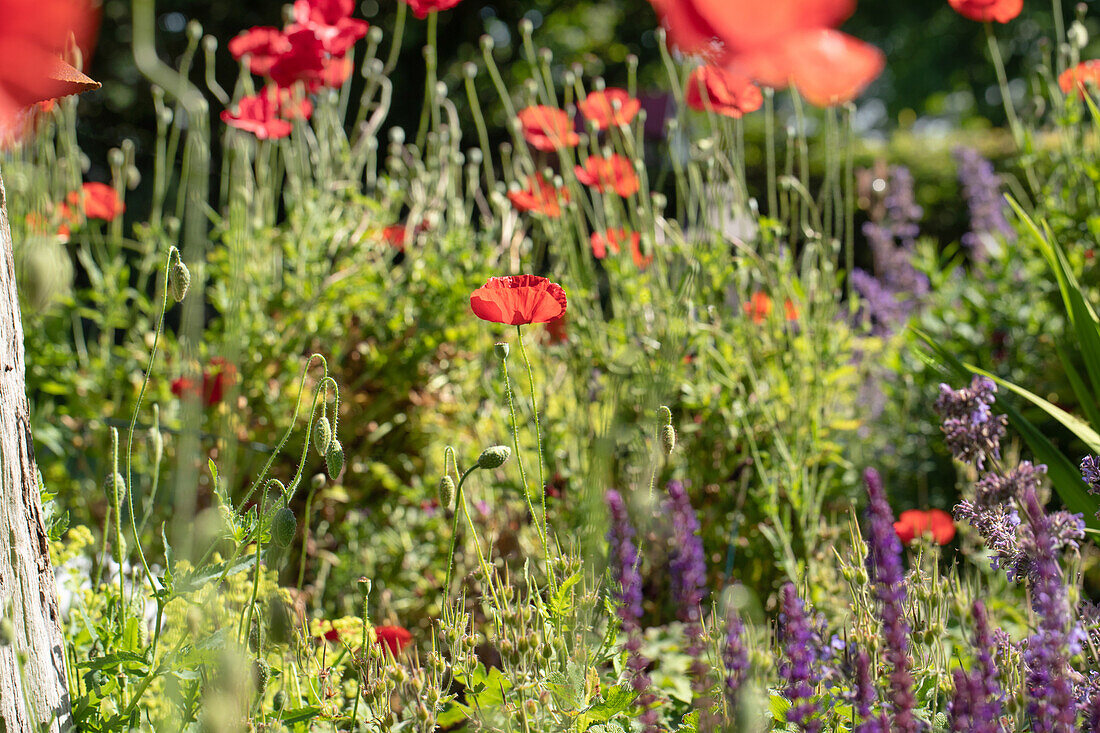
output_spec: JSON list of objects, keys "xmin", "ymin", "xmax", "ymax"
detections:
[
  {"xmin": 442, "ymin": 465, "xmax": 479, "ymax": 599},
  {"xmin": 500, "ymin": 350, "xmax": 548, "ymax": 552}
]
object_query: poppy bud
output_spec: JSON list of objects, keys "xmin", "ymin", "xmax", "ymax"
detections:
[
  {"xmin": 493, "ymin": 342, "xmax": 509, "ymax": 360},
  {"xmin": 326, "ymin": 440, "xmax": 344, "ymax": 479},
  {"xmin": 477, "ymin": 445, "xmax": 511, "ymax": 470},
  {"xmin": 438, "ymin": 474, "xmax": 456, "ymax": 508},
  {"xmin": 272, "ymin": 691, "xmax": 286, "ymax": 711},
  {"xmin": 658, "ymin": 405, "xmax": 672, "ymax": 426},
  {"xmin": 1069, "ymin": 20, "xmax": 1089, "ymax": 49},
  {"xmin": 314, "ymin": 416, "xmax": 332, "ymax": 456},
  {"xmin": 358, "ymin": 576, "xmax": 372, "ymax": 597},
  {"xmin": 104, "ymin": 472, "xmax": 126, "ymax": 503},
  {"xmin": 169, "ymin": 258, "xmax": 191, "ymax": 302},
  {"xmin": 253, "ymin": 659, "xmax": 270, "ymax": 694},
  {"xmin": 248, "ymin": 620, "xmax": 261, "ymax": 652},
  {"xmin": 660, "ymin": 424, "xmax": 676, "ymax": 456},
  {"xmin": 271, "ymin": 508, "xmax": 297, "ymax": 548},
  {"xmin": 463, "ymin": 62, "xmax": 477, "ymax": 79}
]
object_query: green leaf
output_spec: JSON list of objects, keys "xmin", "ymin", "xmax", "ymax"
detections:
[
  {"xmin": 574, "ymin": 686, "xmax": 634, "ymax": 731},
  {"xmin": 973, "ymin": 368, "xmax": 1100, "ymax": 454},
  {"xmin": 279, "ymin": 706, "xmax": 321, "ymax": 725},
  {"xmin": 549, "ymin": 570, "xmax": 583, "ymax": 620}
]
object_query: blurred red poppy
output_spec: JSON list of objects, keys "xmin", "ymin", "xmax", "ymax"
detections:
[
  {"xmin": 470, "ymin": 275, "xmax": 567, "ymax": 326},
  {"xmin": 544, "ymin": 313, "xmax": 568, "ymax": 344},
  {"xmin": 648, "ymin": 0, "xmax": 854, "ymax": 61},
  {"xmin": 893, "ymin": 509, "xmax": 955, "ymax": 545},
  {"xmin": 743, "ymin": 292, "xmax": 772, "ymax": 323},
  {"xmin": 66, "ymin": 182, "xmax": 123, "ymax": 222},
  {"xmin": 269, "ymin": 28, "xmax": 326, "ymax": 89},
  {"xmin": 1059, "ymin": 60, "xmax": 1100, "ymax": 98},
  {"xmin": 221, "ymin": 93, "xmax": 294, "ymax": 140},
  {"xmin": 401, "ymin": 0, "xmax": 463, "ymax": 18},
  {"xmin": 589, "ymin": 228, "xmax": 634, "ymax": 259},
  {"xmin": 518, "ymin": 105, "xmax": 580, "ymax": 152},
  {"xmin": 783, "ymin": 298, "xmax": 799, "ymax": 321},
  {"xmin": 289, "ymin": 0, "xmax": 368, "ymax": 56},
  {"xmin": 0, "ymin": 0, "xmax": 100, "ymax": 143},
  {"xmin": 685, "ymin": 65, "xmax": 762, "ymax": 118},
  {"xmin": 732, "ymin": 28, "xmax": 884, "ymax": 107},
  {"xmin": 171, "ymin": 358, "xmax": 236, "ymax": 408},
  {"xmin": 375, "ymin": 626, "xmax": 413, "ymax": 655},
  {"xmin": 574, "ymin": 154, "xmax": 640, "ymax": 197},
  {"xmin": 228, "ymin": 27, "xmax": 291, "ymax": 76},
  {"xmin": 260, "ymin": 85, "xmax": 314, "ymax": 120},
  {"xmin": 630, "ymin": 238, "xmax": 653, "ymax": 270},
  {"xmin": 578, "ymin": 88, "xmax": 642, "ymax": 130},
  {"xmin": 507, "ymin": 175, "xmax": 570, "ymax": 217},
  {"xmin": 948, "ymin": 0, "xmax": 1022, "ymax": 22}
]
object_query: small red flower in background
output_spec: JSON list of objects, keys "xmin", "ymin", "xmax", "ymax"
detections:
[
  {"xmin": 893, "ymin": 509, "xmax": 956, "ymax": 545},
  {"xmin": 948, "ymin": 0, "xmax": 1023, "ymax": 23},
  {"xmin": 470, "ymin": 275, "xmax": 567, "ymax": 326},
  {"xmin": 574, "ymin": 154, "xmax": 640, "ymax": 197},
  {"xmin": 685, "ymin": 66, "xmax": 762, "ymax": 118},
  {"xmin": 260, "ymin": 85, "xmax": 314, "ymax": 121},
  {"xmin": 171, "ymin": 358, "xmax": 236, "ymax": 408},
  {"xmin": 578, "ymin": 88, "xmax": 642, "ymax": 130},
  {"xmin": 544, "ymin": 313, "xmax": 568, "ymax": 344},
  {"xmin": 743, "ymin": 292, "xmax": 799, "ymax": 323},
  {"xmin": 269, "ymin": 28, "xmax": 327, "ymax": 89},
  {"xmin": 630, "ymin": 238, "xmax": 653, "ymax": 271},
  {"xmin": 375, "ymin": 626, "xmax": 413, "ymax": 656},
  {"xmin": 221, "ymin": 93, "xmax": 294, "ymax": 140},
  {"xmin": 518, "ymin": 105, "xmax": 580, "ymax": 152},
  {"xmin": 401, "ymin": 0, "xmax": 464, "ymax": 19},
  {"xmin": 783, "ymin": 298, "xmax": 800, "ymax": 321},
  {"xmin": 289, "ymin": 0, "xmax": 369, "ymax": 56},
  {"xmin": 590, "ymin": 228, "xmax": 636, "ymax": 259},
  {"xmin": 507, "ymin": 175, "xmax": 570, "ymax": 217},
  {"xmin": 228, "ymin": 27, "xmax": 291, "ymax": 76},
  {"xmin": 66, "ymin": 182, "xmax": 124, "ymax": 222},
  {"xmin": 1059, "ymin": 60, "xmax": 1100, "ymax": 98}
]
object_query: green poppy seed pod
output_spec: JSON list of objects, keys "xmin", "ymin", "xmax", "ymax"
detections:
[
  {"xmin": 272, "ymin": 691, "xmax": 286, "ymax": 711},
  {"xmin": 493, "ymin": 342, "xmax": 509, "ymax": 360},
  {"xmin": 271, "ymin": 508, "xmax": 297, "ymax": 548},
  {"xmin": 367, "ymin": 25, "xmax": 383, "ymax": 44},
  {"xmin": 463, "ymin": 62, "xmax": 478, "ymax": 79},
  {"xmin": 1069, "ymin": 20, "xmax": 1089, "ymax": 49},
  {"xmin": 438, "ymin": 474, "xmax": 456, "ymax": 508},
  {"xmin": 326, "ymin": 440, "xmax": 344, "ymax": 479},
  {"xmin": 358, "ymin": 576, "xmax": 372, "ymax": 598},
  {"xmin": 660, "ymin": 424, "xmax": 676, "ymax": 456},
  {"xmin": 658, "ymin": 405, "xmax": 672, "ymax": 426},
  {"xmin": 313, "ymin": 416, "xmax": 332, "ymax": 457},
  {"xmin": 476, "ymin": 445, "xmax": 510, "ymax": 470},
  {"xmin": 253, "ymin": 659, "xmax": 270, "ymax": 695},
  {"xmin": 169, "ymin": 258, "xmax": 190, "ymax": 302}
]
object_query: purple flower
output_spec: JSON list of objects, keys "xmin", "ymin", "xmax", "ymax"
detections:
[
  {"xmin": 949, "ymin": 601, "xmax": 1005, "ymax": 732},
  {"xmin": 974, "ymin": 462, "xmax": 1046, "ymax": 507},
  {"xmin": 1080, "ymin": 455, "xmax": 1100, "ymax": 502},
  {"xmin": 665, "ymin": 480, "xmax": 710, "ymax": 701},
  {"xmin": 778, "ymin": 584, "xmax": 822, "ymax": 733},
  {"xmin": 722, "ymin": 602, "xmax": 749, "ymax": 711},
  {"xmin": 953, "ymin": 146, "xmax": 1014, "ymax": 261},
  {"xmin": 1020, "ymin": 488, "xmax": 1077, "ymax": 732},
  {"xmin": 863, "ymin": 468, "xmax": 917, "ymax": 733},
  {"xmin": 852, "ymin": 649, "xmax": 888, "ymax": 733},
  {"xmin": 934, "ymin": 377, "xmax": 1007, "ymax": 469}
]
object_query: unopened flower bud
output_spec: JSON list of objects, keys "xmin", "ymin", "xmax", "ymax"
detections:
[
  {"xmin": 326, "ymin": 440, "xmax": 344, "ymax": 479},
  {"xmin": 272, "ymin": 690, "xmax": 286, "ymax": 711},
  {"xmin": 358, "ymin": 577, "xmax": 372, "ymax": 597},
  {"xmin": 313, "ymin": 416, "xmax": 332, "ymax": 456},
  {"xmin": 438, "ymin": 474, "xmax": 456, "ymax": 508},
  {"xmin": 271, "ymin": 508, "xmax": 297, "ymax": 548},
  {"xmin": 493, "ymin": 342, "xmax": 509, "ymax": 360},
  {"xmin": 253, "ymin": 659, "xmax": 270, "ymax": 694},
  {"xmin": 477, "ymin": 445, "xmax": 510, "ymax": 470},
  {"xmin": 660, "ymin": 424, "xmax": 676, "ymax": 455},
  {"xmin": 1069, "ymin": 20, "xmax": 1089, "ymax": 49},
  {"xmin": 169, "ymin": 258, "xmax": 191, "ymax": 302},
  {"xmin": 658, "ymin": 405, "xmax": 672, "ymax": 426},
  {"xmin": 104, "ymin": 472, "xmax": 126, "ymax": 503}
]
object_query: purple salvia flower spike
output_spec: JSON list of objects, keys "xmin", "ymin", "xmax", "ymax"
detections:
[{"xmin": 778, "ymin": 583, "xmax": 822, "ymax": 733}]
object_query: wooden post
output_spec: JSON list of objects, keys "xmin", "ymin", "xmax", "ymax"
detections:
[{"xmin": 0, "ymin": 167, "xmax": 72, "ymax": 731}]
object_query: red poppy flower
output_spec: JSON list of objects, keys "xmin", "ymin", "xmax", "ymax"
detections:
[
  {"xmin": 470, "ymin": 275, "xmax": 567, "ymax": 326},
  {"xmin": 318, "ymin": 55, "xmax": 353, "ymax": 89},
  {"xmin": 171, "ymin": 358, "xmax": 236, "ymax": 408},
  {"xmin": 590, "ymin": 228, "xmax": 634, "ymax": 259},
  {"xmin": 66, "ymin": 182, "xmax": 123, "ymax": 222},
  {"xmin": 228, "ymin": 27, "xmax": 291, "ymax": 76},
  {"xmin": 574, "ymin": 154, "xmax": 640, "ymax": 197},
  {"xmin": 374, "ymin": 626, "xmax": 413, "ymax": 656},
  {"xmin": 401, "ymin": 0, "xmax": 463, "ymax": 19},
  {"xmin": 685, "ymin": 65, "xmax": 762, "ymax": 118},
  {"xmin": 731, "ymin": 28, "xmax": 884, "ymax": 107},
  {"xmin": 630, "ymin": 238, "xmax": 653, "ymax": 270},
  {"xmin": 893, "ymin": 509, "xmax": 956, "ymax": 545},
  {"xmin": 260, "ymin": 85, "xmax": 314, "ymax": 120},
  {"xmin": 544, "ymin": 313, "xmax": 568, "ymax": 344},
  {"xmin": 507, "ymin": 175, "xmax": 570, "ymax": 217},
  {"xmin": 289, "ymin": 0, "xmax": 369, "ymax": 56},
  {"xmin": 648, "ymin": 0, "xmax": 855, "ymax": 62},
  {"xmin": 1059, "ymin": 60, "xmax": 1100, "ymax": 98},
  {"xmin": 221, "ymin": 93, "xmax": 294, "ymax": 140},
  {"xmin": 0, "ymin": 0, "xmax": 100, "ymax": 141},
  {"xmin": 269, "ymin": 28, "xmax": 326, "ymax": 89},
  {"xmin": 743, "ymin": 292, "xmax": 772, "ymax": 323},
  {"xmin": 783, "ymin": 298, "xmax": 799, "ymax": 321},
  {"xmin": 948, "ymin": 0, "xmax": 1023, "ymax": 23},
  {"xmin": 578, "ymin": 88, "xmax": 642, "ymax": 130},
  {"xmin": 517, "ymin": 105, "xmax": 580, "ymax": 152}
]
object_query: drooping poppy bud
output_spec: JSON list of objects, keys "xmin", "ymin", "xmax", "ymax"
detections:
[
  {"xmin": 169, "ymin": 257, "xmax": 191, "ymax": 302},
  {"xmin": 314, "ymin": 416, "xmax": 332, "ymax": 456},
  {"xmin": 326, "ymin": 439, "xmax": 344, "ymax": 479},
  {"xmin": 477, "ymin": 445, "xmax": 511, "ymax": 470},
  {"xmin": 271, "ymin": 507, "xmax": 297, "ymax": 548}
]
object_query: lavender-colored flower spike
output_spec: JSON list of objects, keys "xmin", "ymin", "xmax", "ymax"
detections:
[
  {"xmin": 722, "ymin": 603, "xmax": 749, "ymax": 711},
  {"xmin": 949, "ymin": 601, "xmax": 1005, "ymax": 732},
  {"xmin": 933, "ymin": 376, "xmax": 1007, "ymax": 469},
  {"xmin": 1020, "ymin": 488, "xmax": 1077, "ymax": 732},
  {"xmin": 852, "ymin": 649, "xmax": 888, "ymax": 733},
  {"xmin": 665, "ymin": 481, "xmax": 710, "ymax": 702},
  {"xmin": 1080, "ymin": 455, "xmax": 1100, "ymax": 501},
  {"xmin": 953, "ymin": 146, "xmax": 1014, "ymax": 261},
  {"xmin": 778, "ymin": 584, "xmax": 822, "ymax": 733},
  {"xmin": 863, "ymin": 468, "xmax": 917, "ymax": 733},
  {"xmin": 605, "ymin": 490, "xmax": 659, "ymax": 732}
]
